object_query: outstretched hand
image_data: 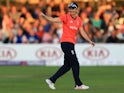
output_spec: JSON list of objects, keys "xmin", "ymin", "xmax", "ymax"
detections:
[
  {"xmin": 89, "ymin": 41, "xmax": 95, "ymax": 47},
  {"xmin": 39, "ymin": 12, "xmax": 45, "ymax": 17}
]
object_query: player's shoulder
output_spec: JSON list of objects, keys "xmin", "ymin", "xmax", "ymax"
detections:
[
  {"xmin": 76, "ymin": 16, "xmax": 82, "ymax": 23},
  {"xmin": 60, "ymin": 13, "xmax": 68, "ymax": 17},
  {"xmin": 77, "ymin": 16, "xmax": 82, "ymax": 21}
]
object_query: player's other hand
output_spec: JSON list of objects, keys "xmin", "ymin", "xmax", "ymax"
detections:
[{"xmin": 89, "ymin": 41, "xmax": 95, "ymax": 47}]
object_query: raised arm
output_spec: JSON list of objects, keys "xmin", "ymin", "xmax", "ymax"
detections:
[
  {"xmin": 79, "ymin": 27, "xmax": 95, "ymax": 46},
  {"xmin": 39, "ymin": 12, "xmax": 61, "ymax": 23}
]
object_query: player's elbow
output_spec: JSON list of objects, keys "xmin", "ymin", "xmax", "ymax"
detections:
[{"xmin": 52, "ymin": 18, "xmax": 61, "ymax": 23}]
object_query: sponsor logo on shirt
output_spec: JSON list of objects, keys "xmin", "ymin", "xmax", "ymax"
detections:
[{"xmin": 69, "ymin": 26, "xmax": 78, "ymax": 30}]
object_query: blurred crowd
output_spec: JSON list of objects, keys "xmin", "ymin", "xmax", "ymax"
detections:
[{"xmin": 0, "ymin": 0, "xmax": 124, "ymax": 44}]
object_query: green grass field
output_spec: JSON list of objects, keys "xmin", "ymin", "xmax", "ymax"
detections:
[{"xmin": 0, "ymin": 66, "xmax": 124, "ymax": 93}]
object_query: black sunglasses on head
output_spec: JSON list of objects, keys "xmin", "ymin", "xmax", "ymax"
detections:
[
  {"xmin": 68, "ymin": 2, "xmax": 78, "ymax": 9},
  {"xmin": 68, "ymin": 7, "xmax": 77, "ymax": 9}
]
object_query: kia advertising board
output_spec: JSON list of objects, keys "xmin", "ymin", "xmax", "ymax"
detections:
[
  {"xmin": 36, "ymin": 45, "xmax": 64, "ymax": 66},
  {"xmin": 36, "ymin": 46, "xmax": 63, "ymax": 61},
  {"xmin": 0, "ymin": 44, "xmax": 124, "ymax": 66},
  {"xmin": 76, "ymin": 44, "xmax": 124, "ymax": 66},
  {"xmin": 0, "ymin": 46, "xmax": 17, "ymax": 60},
  {"xmin": 82, "ymin": 46, "xmax": 109, "ymax": 61}
]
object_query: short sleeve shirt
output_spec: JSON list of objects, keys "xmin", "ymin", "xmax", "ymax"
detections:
[{"xmin": 60, "ymin": 13, "xmax": 82, "ymax": 44}]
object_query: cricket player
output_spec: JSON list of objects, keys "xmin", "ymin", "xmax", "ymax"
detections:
[{"xmin": 39, "ymin": 2, "xmax": 95, "ymax": 90}]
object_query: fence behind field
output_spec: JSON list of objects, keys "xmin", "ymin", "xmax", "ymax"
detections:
[{"xmin": 0, "ymin": 44, "xmax": 124, "ymax": 66}]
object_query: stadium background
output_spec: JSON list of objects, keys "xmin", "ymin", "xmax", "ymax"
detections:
[{"xmin": 0, "ymin": 0, "xmax": 124, "ymax": 93}]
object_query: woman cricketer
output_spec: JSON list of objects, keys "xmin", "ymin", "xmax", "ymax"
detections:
[{"xmin": 39, "ymin": 2, "xmax": 95, "ymax": 90}]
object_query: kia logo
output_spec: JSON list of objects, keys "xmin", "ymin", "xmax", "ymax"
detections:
[
  {"xmin": 83, "ymin": 46, "xmax": 109, "ymax": 60},
  {"xmin": 0, "ymin": 46, "xmax": 17, "ymax": 60},
  {"xmin": 36, "ymin": 46, "xmax": 63, "ymax": 61}
]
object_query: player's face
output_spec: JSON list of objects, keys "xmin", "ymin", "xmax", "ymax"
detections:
[{"xmin": 68, "ymin": 8, "xmax": 78, "ymax": 18}]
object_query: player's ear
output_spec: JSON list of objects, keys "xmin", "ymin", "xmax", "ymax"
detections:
[
  {"xmin": 67, "ymin": 8, "xmax": 69, "ymax": 12},
  {"xmin": 76, "ymin": 8, "xmax": 79, "ymax": 14}
]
